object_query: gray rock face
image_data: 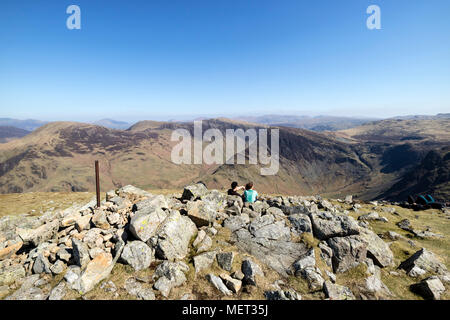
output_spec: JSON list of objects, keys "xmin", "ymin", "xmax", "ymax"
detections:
[
  {"xmin": 124, "ymin": 277, "xmax": 155, "ymax": 300},
  {"xmin": 196, "ymin": 235, "xmax": 212, "ymax": 253},
  {"xmin": 233, "ymin": 229, "xmax": 309, "ymax": 277},
  {"xmin": 319, "ymin": 241, "xmax": 333, "ymax": 267},
  {"xmin": 181, "ymin": 183, "xmax": 208, "ymax": 201},
  {"xmin": 357, "ymin": 228, "xmax": 394, "ymax": 268},
  {"xmin": 186, "ymin": 200, "xmax": 216, "ymax": 227},
  {"xmin": 217, "ymin": 252, "xmax": 234, "ymax": 272},
  {"xmin": 5, "ymin": 286, "xmax": 47, "ymax": 300},
  {"xmin": 327, "ymin": 236, "xmax": 367, "ymax": 273},
  {"xmin": 206, "ymin": 274, "xmax": 232, "ymax": 295},
  {"xmin": 64, "ymin": 265, "xmax": 81, "ymax": 286},
  {"xmin": 411, "ymin": 276, "xmax": 446, "ymax": 300},
  {"xmin": 50, "ymin": 260, "xmax": 66, "ymax": 275},
  {"xmin": 248, "ymin": 215, "xmax": 290, "ymax": 241},
  {"xmin": 48, "ymin": 281, "xmax": 66, "ymax": 300},
  {"xmin": 399, "ymin": 248, "xmax": 448, "ymax": 277},
  {"xmin": 152, "ymin": 261, "xmax": 189, "ymax": 298},
  {"xmin": 241, "ymin": 258, "xmax": 264, "ymax": 285},
  {"xmin": 310, "ymin": 212, "xmax": 359, "ymax": 240},
  {"xmin": 288, "ymin": 214, "xmax": 312, "ymax": 235},
  {"xmin": 293, "ymin": 248, "xmax": 316, "ymax": 274},
  {"xmin": 223, "ymin": 215, "xmax": 249, "ymax": 232},
  {"xmin": 300, "ymin": 267, "xmax": 324, "ymax": 291},
  {"xmin": 193, "ymin": 251, "xmax": 217, "ymax": 273},
  {"xmin": 153, "ymin": 211, "xmax": 197, "ymax": 261},
  {"xmin": 121, "ymin": 241, "xmax": 154, "ymax": 271},
  {"xmin": 323, "ymin": 280, "xmax": 355, "ymax": 300},
  {"xmin": 72, "ymin": 238, "xmax": 90, "ymax": 269},
  {"xmin": 129, "ymin": 206, "xmax": 168, "ymax": 242},
  {"xmin": 135, "ymin": 195, "xmax": 169, "ymax": 211},
  {"xmin": 33, "ymin": 254, "xmax": 52, "ymax": 274},
  {"xmin": 365, "ymin": 275, "xmax": 392, "ymax": 297}
]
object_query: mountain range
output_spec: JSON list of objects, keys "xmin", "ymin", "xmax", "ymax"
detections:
[{"xmin": 0, "ymin": 116, "xmax": 448, "ymax": 201}]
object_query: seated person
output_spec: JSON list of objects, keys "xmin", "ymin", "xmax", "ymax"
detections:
[
  {"xmin": 243, "ymin": 182, "xmax": 258, "ymax": 203},
  {"xmin": 227, "ymin": 181, "xmax": 244, "ymax": 196}
]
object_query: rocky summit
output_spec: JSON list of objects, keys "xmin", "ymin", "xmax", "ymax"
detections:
[{"xmin": 0, "ymin": 183, "xmax": 449, "ymax": 300}]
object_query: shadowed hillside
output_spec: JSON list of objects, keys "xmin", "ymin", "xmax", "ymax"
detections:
[{"xmin": 0, "ymin": 118, "xmax": 448, "ymax": 201}]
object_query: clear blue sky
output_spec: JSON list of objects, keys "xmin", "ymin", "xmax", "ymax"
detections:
[{"xmin": 0, "ymin": 0, "xmax": 449, "ymax": 121}]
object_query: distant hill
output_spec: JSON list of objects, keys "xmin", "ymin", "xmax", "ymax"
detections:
[
  {"xmin": 93, "ymin": 119, "xmax": 132, "ymax": 130},
  {"xmin": 0, "ymin": 126, "xmax": 31, "ymax": 143},
  {"xmin": 0, "ymin": 118, "xmax": 47, "ymax": 131},
  {"xmin": 0, "ymin": 117, "xmax": 448, "ymax": 201},
  {"xmin": 234, "ymin": 115, "xmax": 378, "ymax": 131}
]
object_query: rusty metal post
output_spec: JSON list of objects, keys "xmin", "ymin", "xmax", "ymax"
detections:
[{"xmin": 95, "ymin": 160, "xmax": 100, "ymax": 208}]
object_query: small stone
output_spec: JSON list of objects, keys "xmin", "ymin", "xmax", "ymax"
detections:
[
  {"xmin": 217, "ymin": 252, "xmax": 234, "ymax": 272},
  {"xmin": 48, "ymin": 281, "xmax": 66, "ymax": 300},
  {"xmin": 50, "ymin": 260, "xmax": 66, "ymax": 275},
  {"xmin": 72, "ymin": 239, "xmax": 90, "ymax": 269},
  {"xmin": 323, "ymin": 280, "xmax": 355, "ymax": 300},
  {"xmin": 219, "ymin": 273, "xmax": 242, "ymax": 293},
  {"xmin": 206, "ymin": 274, "xmax": 232, "ymax": 295}
]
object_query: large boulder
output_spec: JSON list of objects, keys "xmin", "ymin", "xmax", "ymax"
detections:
[
  {"xmin": 411, "ymin": 276, "xmax": 446, "ymax": 300},
  {"xmin": 399, "ymin": 248, "xmax": 448, "ymax": 277},
  {"xmin": 117, "ymin": 185, "xmax": 152, "ymax": 201},
  {"xmin": 77, "ymin": 252, "xmax": 114, "ymax": 294},
  {"xmin": 310, "ymin": 212, "xmax": 359, "ymax": 240},
  {"xmin": 223, "ymin": 215, "xmax": 249, "ymax": 232},
  {"xmin": 181, "ymin": 183, "xmax": 208, "ymax": 201},
  {"xmin": 16, "ymin": 220, "xmax": 60, "ymax": 247},
  {"xmin": 232, "ymin": 228, "xmax": 309, "ymax": 277},
  {"xmin": 121, "ymin": 241, "xmax": 154, "ymax": 271},
  {"xmin": 152, "ymin": 211, "xmax": 197, "ymax": 261},
  {"xmin": 248, "ymin": 215, "xmax": 291, "ymax": 241},
  {"xmin": 327, "ymin": 236, "xmax": 367, "ymax": 273},
  {"xmin": 288, "ymin": 214, "xmax": 312, "ymax": 235},
  {"xmin": 186, "ymin": 200, "xmax": 216, "ymax": 227},
  {"xmin": 357, "ymin": 228, "xmax": 394, "ymax": 268},
  {"xmin": 134, "ymin": 195, "xmax": 169, "ymax": 211},
  {"xmin": 129, "ymin": 206, "xmax": 168, "ymax": 242}
]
